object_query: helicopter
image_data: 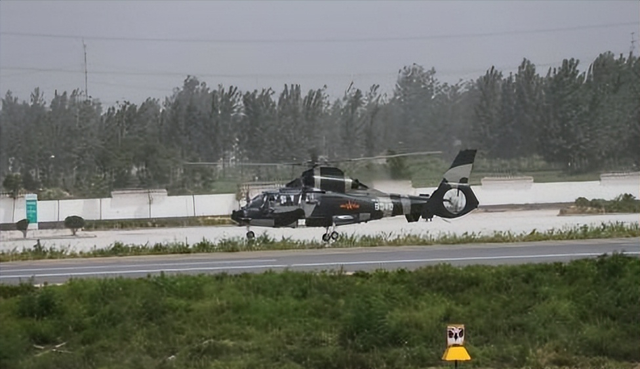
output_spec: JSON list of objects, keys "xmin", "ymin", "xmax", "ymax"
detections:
[{"xmin": 230, "ymin": 149, "xmax": 479, "ymax": 242}]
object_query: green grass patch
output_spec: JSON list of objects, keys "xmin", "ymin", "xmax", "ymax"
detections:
[
  {"xmin": 2, "ymin": 222, "xmax": 638, "ymax": 262},
  {"xmin": 0, "ymin": 255, "xmax": 638, "ymax": 368}
]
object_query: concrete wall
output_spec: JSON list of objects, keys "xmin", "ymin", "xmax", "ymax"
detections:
[
  {"xmin": 1, "ymin": 193, "xmax": 238, "ymax": 224},
  {"xmin": 415, "ymin": 174, "xmax": 639, "ymax": 206},
  {"xmin": 1, "ymin": 174, "xmax": 638, "ymax": 224}
]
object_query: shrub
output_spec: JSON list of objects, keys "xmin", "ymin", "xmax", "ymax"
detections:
[
  {"xmin": 64, "ymin": 215, "xmax": 85, "ymax": 235},
  {"xmin": 570, "ymin": 194, "xmax": 640, "ymax": 214},
  {"xmin": 575, "ymin": 197, "xmax": 590, "ymax": 208},
  {"xmin": 609, "ymin": 193, "xmax": 640, "ymax": 213},
  {"xmin": 16, "ymin": 218, "xmax": 29, "ymax": 238}
]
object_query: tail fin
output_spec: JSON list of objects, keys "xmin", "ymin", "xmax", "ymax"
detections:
[{"xmin": 422, "ymin": 149, "xmax": 479, "ymax": 220}]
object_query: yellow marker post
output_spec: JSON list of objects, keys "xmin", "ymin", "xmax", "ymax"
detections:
[{"xmin": 442, "ymin": 324, "xmax": 471, "ymax": 368}]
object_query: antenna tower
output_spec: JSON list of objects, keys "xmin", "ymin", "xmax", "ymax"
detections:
[
  {"xmin": 83, "ymin": 39, "xmax": 89, "ymax": 100},
  {"xmin": 631, "ymin": 32, "xmax": 637, "ymax": 56}
]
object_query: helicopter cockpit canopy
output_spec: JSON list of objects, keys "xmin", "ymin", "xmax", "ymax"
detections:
[
  {"xmin": 248, "ymin": 190, "xmax": 302, "ymax": 209},
  {"xmin": 247, "ymin": 194, "xmax": 265, "ymax": 208}
]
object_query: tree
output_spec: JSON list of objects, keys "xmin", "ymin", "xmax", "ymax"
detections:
[
  {"xmin": 2, "ymin": 172, "xmax": 22, "ymax": 223},
  {"xmin": 513, "ymin": 59, "xmax": 543, "ymax": 157},
  {"xmin": 539, "ymin": 58, "xmax": 589, "ymax": 172},
  {"xmin": 392, "ymin": 64, "xmax": 440, "ymax": 152},
  {"xmin": 431, "ymin": 81, "xmax": 475, "ymax": 156},
  {"xmin": 339, "ymin": 84, "xmax": 365, "ymax": 159},
  {"xmin": 270, "ymin": 85, "xmax": 326, "ymax": 163},
  {"xmin": 238, "ymin": 89, "xmax": 276, "ymax": 163},
  {"xmin": 362, "ymin": 85, "xmax": 384, "ymax": 157},
  {"xmin": 584, "ymin": 52, "xmax": 640, "ymax": 169},
  {"xmin": 625, "ymin": 54, "xmax": 640, "ymax": 168},
  {"xmin": 2, "ymin": 173, "xmax": 22, "ymax": 198},
  {"xmin": 471, "ymin": 66, "xmax": 504, "ymax": 158},
  {"xmin": 98, "ymin": 101, "xmax": 138, "ymax": 188},
  {"xmin": 0, "ymin": 91, "xmax": 28, "ymax": 184}
]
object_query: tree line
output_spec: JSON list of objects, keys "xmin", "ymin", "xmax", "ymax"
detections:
[{"xmin": 1, "ymin": 51, "xmax": 638, "ymax": 198}]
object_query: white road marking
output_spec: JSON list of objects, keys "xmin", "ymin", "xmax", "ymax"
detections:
[
  {"xmin": 4, "ymin": 259, "xmax": 278, "ymax": 273},
  {"xmin": 2, "ymin": 251, "xmax": 638, "ymax": 279}
]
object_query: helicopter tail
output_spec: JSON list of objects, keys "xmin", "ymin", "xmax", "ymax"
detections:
[{"xmin": 422, "ymin": 149, "xmax": 479, "ymax": 220}]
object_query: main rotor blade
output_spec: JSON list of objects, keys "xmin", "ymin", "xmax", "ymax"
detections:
[
  {"xmin": 338, "ymin": 151, "xmax": 442, "ymax": 163},
  {"xmin": 184, "ymin": 151, "xmax": 441, "ymax": 167},
  {"xmin": 183, "ymin": 161, "xmax": 299, "ymax": 167}
]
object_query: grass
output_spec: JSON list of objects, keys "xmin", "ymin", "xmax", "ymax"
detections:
[
  {"xmin": 1, "ymin": 221, "xmax": 638, "ymax": 262},
  {"xmin": 0, "ymin": 254, "xmax": 638, "ymax": 369}
]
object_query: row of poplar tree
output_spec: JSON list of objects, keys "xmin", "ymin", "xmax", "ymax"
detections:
[{"xmin": 1, "ymin": 51, "xmax": 638, "ymax": 197}]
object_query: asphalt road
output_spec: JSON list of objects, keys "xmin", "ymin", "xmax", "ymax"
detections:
[{"xmin": 1, "ymin": 238, "xmax": 638, "ymax": 285}]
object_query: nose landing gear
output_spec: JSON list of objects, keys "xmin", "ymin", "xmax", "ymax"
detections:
[{"xmin": 246, "ymin": 226, "xmax": 255, "ymax": 240}]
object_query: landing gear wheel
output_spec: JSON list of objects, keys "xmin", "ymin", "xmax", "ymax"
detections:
[
  {"xmin": 246, "ymin": 231, "xmax": 255, "ymax": 240},
  {"xmin": 330, "ymin": 231, "xmax": 339, "ymax": 240},
  {"xmin": 322, "ymin": 233, "xmax": 331, "ymax": 242}
]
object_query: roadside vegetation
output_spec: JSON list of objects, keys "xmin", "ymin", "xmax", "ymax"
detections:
[
  {"xmin": 560, "ymin": 194, "xmax": 640, "ymax": 215},
  {"xmin": 0, "ymin": 254, "xmax": 638, "ymax": 369},
  {"xmin": 1, "ymin": 221, "xmax": 638, "ymax": 262}
]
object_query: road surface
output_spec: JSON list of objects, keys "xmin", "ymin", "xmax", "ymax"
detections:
[{"xmin": 1, "ymin": 238, "xmax": 637, "ymax": 285}]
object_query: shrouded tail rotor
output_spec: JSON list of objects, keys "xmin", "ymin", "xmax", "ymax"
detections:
[{"xmin": 422, "ymin": 149, "xmax": 479, "ymax": 220}]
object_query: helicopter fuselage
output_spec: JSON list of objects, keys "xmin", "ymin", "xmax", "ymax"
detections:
[{"xmin": 231, "ymin": 188, "xmax": 429, "ymax": 229}]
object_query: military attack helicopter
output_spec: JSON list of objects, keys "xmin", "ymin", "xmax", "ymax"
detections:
[{"xmin": 230, "ymin": 149, "xmax": 479, "ymax": 241}]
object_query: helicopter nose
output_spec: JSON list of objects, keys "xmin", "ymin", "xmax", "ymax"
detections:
[{"xmin": 231, "ymin": 209, "xmax": 245, "ymax": 223}]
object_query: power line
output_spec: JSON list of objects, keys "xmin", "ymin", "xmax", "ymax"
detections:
[
  {"xmin": 1, "ymin": 22, "xmax": 637, "ymax": 44},
  {"xmin": 0, "ymin": 66, "xmax": 396, "ymax": 78},
  {"xmin": 0, "ymin": 59, "xmax": 592, "ymax": 80}
]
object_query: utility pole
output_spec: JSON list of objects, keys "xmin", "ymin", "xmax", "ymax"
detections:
[
  {"xmin": 631, "ymin": 32, "xmax": 637, "ymax": 56},
  {"xmin": 83, "ymin": 39, "xmax": 89, "ymax": 100}
]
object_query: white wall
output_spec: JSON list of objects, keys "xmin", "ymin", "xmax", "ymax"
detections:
[
  {"xmin": 1, "ymin": 193, "xmax": 238, "ymax": 224},
  {"xmin": 415, "ymin": 175, "xmax": 640, "ymax": 206}
]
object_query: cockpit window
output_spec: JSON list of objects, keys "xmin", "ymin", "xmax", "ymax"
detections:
[
  {"xmin": 248, "ymin": 194, "xmax": 264, "ymax": 208},
  {"xmin": 249, "ymin": 191, "xmax": 301, "ymax": 208}
]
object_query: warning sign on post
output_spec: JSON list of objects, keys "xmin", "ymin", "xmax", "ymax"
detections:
[
  {"xmin": 442, "ymin": 324, "xmax": 471, "ymax": 362},
  {"xmin": 447, "ymin": 324, "xmax": 465, "ymax": 346}
]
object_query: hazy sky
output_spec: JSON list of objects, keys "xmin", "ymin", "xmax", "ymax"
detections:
[{"xmin": 1, "ymin": 1, "xmax": 638, "ymax": 107}]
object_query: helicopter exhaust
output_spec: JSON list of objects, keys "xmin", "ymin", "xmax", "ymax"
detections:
[{"xmin": 422, "ymin": 149, "xmax": 479, "ymax": 220}]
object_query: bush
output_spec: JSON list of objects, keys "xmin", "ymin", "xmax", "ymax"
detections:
[
  {"xmin": 16, "ymin": 218, "xmax": 29, "ymax": 238},
  {"xmin": 572, "ymin": 194, "xmax": 639, "ymax": 213},
  {"xmin": 609, "ymin": 193, "xmax": 640, "ymax": 213},
  {"xmin": 64, "ymin": 215, "xmax": 85, "ymax": 235},
  {"xmin": 575, "ymin": 197, "xmax": 590, "ymax": 208}
]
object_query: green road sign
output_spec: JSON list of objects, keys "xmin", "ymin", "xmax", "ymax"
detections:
[{"xmin": 25, "ymin": 194, "xmax": 38, "ymax": 224}]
